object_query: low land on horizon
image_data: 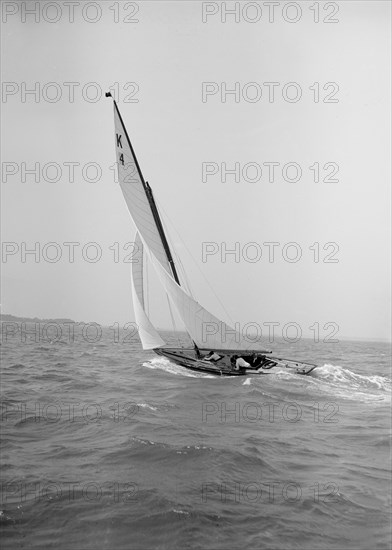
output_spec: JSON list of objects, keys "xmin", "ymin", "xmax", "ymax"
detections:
[{"xmin": 1, "ymin": 314, "xmax": 390, "ymax": 344}]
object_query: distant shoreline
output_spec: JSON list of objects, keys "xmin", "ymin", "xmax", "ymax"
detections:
[{"xmin": 1, "ymin": 314, "xmax": 390, "ymax": 344}]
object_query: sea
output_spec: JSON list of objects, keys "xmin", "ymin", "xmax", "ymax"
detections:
[{"xmin": 1, "ymin": 321, "xmax": 391, "ymax": 550}]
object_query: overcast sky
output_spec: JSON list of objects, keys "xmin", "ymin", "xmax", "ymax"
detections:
[{"xmin": 1, "ymin": 1, "xmax": 390, "ymax": 341}]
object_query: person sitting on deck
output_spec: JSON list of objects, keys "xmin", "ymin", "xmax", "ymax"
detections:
[
  {"xmin": 230, "ymin": 355, "xmax": 250, "ymax": 372},
  {"xmin": 241, "ymin": 354, "xmax": 257, "ymax": 366},
  {"xmin": 240, "ymin": 353, "xmax": 267, "ymax": 369},
  {"xmin": 203, "ymin": 351, "xmax": 222, "ymax": 362}
]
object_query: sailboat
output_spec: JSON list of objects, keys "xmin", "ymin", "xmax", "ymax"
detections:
[{"xmin": 106, "ymin": 93, "xmax": 318, "ymax": 377}]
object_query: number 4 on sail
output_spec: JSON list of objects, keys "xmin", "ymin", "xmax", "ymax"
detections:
[{"xmin": 105, "ymin": 92, "xmax": 318, "ymax": 377}]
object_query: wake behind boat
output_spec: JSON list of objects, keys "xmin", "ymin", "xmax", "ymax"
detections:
[{"xmin": 106, "ymin": 93, "xmax": 318, "ymax": 377}]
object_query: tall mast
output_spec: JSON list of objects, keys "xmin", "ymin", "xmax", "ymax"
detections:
[
  {"xmin": 106, "ymin": 92, "xmax": 181, "ymax": 286},
  {"xmin": 143, "ymin": 181, "xmax": 181, "ymax": 286}
]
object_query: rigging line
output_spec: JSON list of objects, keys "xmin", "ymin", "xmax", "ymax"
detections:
[{"xmin": 154, "ymin": 197, "xmax": 235, "ymax": 327}]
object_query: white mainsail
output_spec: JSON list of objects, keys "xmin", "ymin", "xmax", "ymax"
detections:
[
  {"xmin": 112, "ymin": 102, "xmax": 172, "ymax": 275},
  {"xmin": 131, "ymin": 233, "xmax": 166, "ymax": 350}
]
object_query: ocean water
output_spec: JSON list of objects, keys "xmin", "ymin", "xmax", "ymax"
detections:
[{"xmin": 1, "ymin": 324, "xmax": 391, "ymax": 550}]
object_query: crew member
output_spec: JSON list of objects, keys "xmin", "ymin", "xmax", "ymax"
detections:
[
  {"xmin": 204, "ymin": 351, "xmax": 222, "ymax": 362},
  {"xmin": 230, "ymin": 355, "xmax": 250, "ymax": 372}
]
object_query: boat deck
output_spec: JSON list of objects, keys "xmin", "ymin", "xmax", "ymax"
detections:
[{"xmin": 154, "ymin": 347, "xmax": 318, "ymax": 376}]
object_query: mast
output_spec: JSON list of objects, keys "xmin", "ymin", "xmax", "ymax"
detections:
[
  {"xmin": 143, "ymin": 181, "xmax": 181, "ymax": 286},
  {"xmin": 106, "ymin": 92, "xmax": 180, "ymax": 286}
]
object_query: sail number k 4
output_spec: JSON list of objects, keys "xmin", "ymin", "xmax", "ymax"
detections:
[{"xmin": 116, "ymin": 133, "xmax": 125, "ymax": 165}]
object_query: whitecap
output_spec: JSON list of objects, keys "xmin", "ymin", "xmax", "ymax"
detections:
[
  {"xmin": 137, "ymin": 403, "xmax": 158, "ymax": 411},
  {"xmin": 308, "ymin": 363, "xmax": 391, "ymax": 402},
  {"xmin": 142, "ymin": 358, "xmax": 215, "ymax": 378}
]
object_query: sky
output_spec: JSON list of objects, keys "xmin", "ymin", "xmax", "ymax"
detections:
[{"xmin": 1, "ymin": 0, "xmax": 391, "ymax": 341}]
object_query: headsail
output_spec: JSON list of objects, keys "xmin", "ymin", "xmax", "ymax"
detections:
[
  {"xmin": 149, "ymin": 252, "xmax": 268, "ymax": 352},
  {"xmin": 131, "ymin": 233, "xmax": 166, "ymax": 350}
]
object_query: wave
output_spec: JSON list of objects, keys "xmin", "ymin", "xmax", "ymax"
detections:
[
  {"xmin": 125, "ymin": 436, "xmax": 278, "ymax": 476},
  {"xmin": 142, "ymin": 358, "xmax": 215, "ymax": 378},
  {"xmin": 285, "ymin": 363, "xmax": 392, "ymax": 403},
  {"xmin": 237, "ymin": 363, "xmax": 391, "ymax": 405},
  {"xmin": 311, "ymin": 364, "xmax": 391, "ymax": 391},
  {"xmin": 1, "ymin": 363, "xmax": 26, "ymax": 371},
  {"xmin": 137, "ymin": 403, "xmax": 158, "ymax": 411},
  {"xmin": 308, "ymin": 364, "xmax": 391, "ymax": 403}
]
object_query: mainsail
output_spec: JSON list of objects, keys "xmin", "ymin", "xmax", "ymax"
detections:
[
  {"xmin": 131, "ymin": 233, "xmax": 166, "ymax": 350},
  {"xmin": 111, "ymin": 99, "xmax": 173, "ymax": 276}
]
